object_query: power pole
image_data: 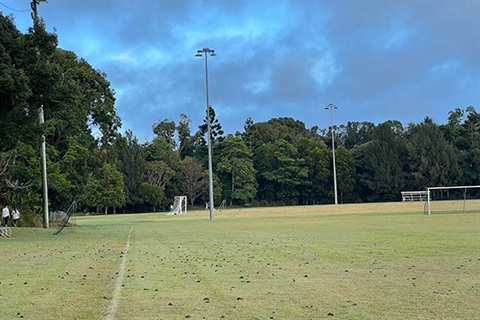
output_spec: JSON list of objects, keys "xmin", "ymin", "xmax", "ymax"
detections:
[
  {"xmin": 31, "ymin": 0, "xmax": 48, "ymax": 22},
  {"xmin": 31, "ymin": 0, "xmax": 49, "ymax": 228},
  {"xmin": 39, "ymin": 106, "xmax": 49, "ymax": 229}
]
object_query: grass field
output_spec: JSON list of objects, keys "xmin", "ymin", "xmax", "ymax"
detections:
[{"xmin": 1, "ymin": 202, "xmax": 479, "ymax": 320}]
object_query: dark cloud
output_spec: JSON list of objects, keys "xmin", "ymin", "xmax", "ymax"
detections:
[{"xmin": 6, "ymin": 0, "xmax": 479, "ymax": 141}]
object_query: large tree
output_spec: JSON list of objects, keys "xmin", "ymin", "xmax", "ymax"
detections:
[
  {"xmin": 117, "ymin": 131, "xmax": 146, "ymax": 211},
  {"xmin": 442, "ymin": 106, "xmax": 480, "ymax": 185},
  {"xmin": 178, "ymin": 156, "xmax": 208, "ymax": 206},
  {"xmin": 0, "ymin": 14, "xmax": 122, "ymax": 210},
  {"xmin": 177, "ymin": 114, "xmax": 194, "ymax": 158},
  {"xmin": 217, "ymin": 135, "xmax": 256, "ymax": 205},
  {"xmin": 242, "ymin": 117, "xmax": 254, "ymax": 152},
  {"xmin": 337, "ymin": 121, "xmax": 375, "ymax": 150},
  {"xmin": 335, "ymin": 146, "xmax": 356, "ymax": 203},
  {"xmin": 144, "ymin": 136, "xmax": 180, "ymax": 204},
  {"xmin": 295, "ymin": 137, "xmax": 330, "ymax": 204},
  {"xmin": 153, "ymin": 119, "xmax": 176, "ymax": 150},
  {"xmin": 261, "ymin": 139, "xmax": 308, "ymax": 204},
  {"xmin": 352, "ymin": 121, "xmax": 407, "ymax": 201},
  {"xmin": 0, "ymin": 15, "xmax": 37, "ymax": 151},
  {"xmin": 42, "ymin": 48, "xmax": 121, "ymax": 208},
  {"xmin": 406, "ymin": 118, "xmax": 461, "ymax": 189},
  {"xmin": 197, "ymin": 105, "xmax": 224, "ymax": 145},
  {"xmin": 82, "ymin": 163, "xmax": 125, "ymax": 214}
]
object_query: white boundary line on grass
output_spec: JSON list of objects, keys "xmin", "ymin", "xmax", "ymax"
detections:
[{"xmin": 103, "ymin": 225, "xmax": 133, "ymax": 320}]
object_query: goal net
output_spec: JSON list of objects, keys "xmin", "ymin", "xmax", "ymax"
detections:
[
  {"xmin": 166, "ymin": 196, "xmax": 187, "ymax": 215},
  {"xmin": 53, "ymin": 201, "xmax": 77, "ymax": 235},
  {"xmin": 424, "ymin": 185, "xmax": 480, "ymax": 215}
]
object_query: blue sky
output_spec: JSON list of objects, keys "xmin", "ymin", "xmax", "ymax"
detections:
[{"xmin": 2, "ymin": 0, "xmax": 479, "ymax": 142}]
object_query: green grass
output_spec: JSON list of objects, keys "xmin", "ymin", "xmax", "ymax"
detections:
[{"xmin": 1, "ymin": 202, "xmax": 479, "ymax": 319}]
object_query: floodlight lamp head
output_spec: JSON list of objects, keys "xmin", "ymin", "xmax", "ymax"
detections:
[{"xmin": 197, "ymin": 48, "xmax": 216, "ymax": 57}]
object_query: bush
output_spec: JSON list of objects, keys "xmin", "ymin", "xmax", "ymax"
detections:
[{"xmin": 18, "ymin": 210, "xmax": 43, "ymax": 227}]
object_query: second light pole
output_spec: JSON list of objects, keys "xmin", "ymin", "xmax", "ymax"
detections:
[
  {"xmin": 325, "ymin": 103, "xmax": 338, "ymax": 205},
  {"xmin": 196, "ymin": 48, "xmax": 216, "ymax": 221}
]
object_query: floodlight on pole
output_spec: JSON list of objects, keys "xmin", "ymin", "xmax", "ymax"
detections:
[
  {"xmin": 325, "ymin": 103, "xmax": 338, "ymax": 205},
  {"xmin": 196, "ymin": 48, "xmax": 216, "ymax": 221}
]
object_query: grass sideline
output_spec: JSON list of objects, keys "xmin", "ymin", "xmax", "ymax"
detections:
[{"xmin": 0, "ymin": 202, "xmax": 478, "ymax": 320}]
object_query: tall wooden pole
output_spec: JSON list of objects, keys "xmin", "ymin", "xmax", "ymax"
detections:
[
  {"xmin": 32, "ymin": 0, "xmax": 50, "ymax": 227},
  {"xmin": 39, "ymin": 106, "xmax": 49, "ymax": 228}
]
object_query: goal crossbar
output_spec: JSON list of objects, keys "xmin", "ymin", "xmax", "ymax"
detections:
[{"xmin": 425, "ymin": 185, "xmax": 480, "ymax": 215}]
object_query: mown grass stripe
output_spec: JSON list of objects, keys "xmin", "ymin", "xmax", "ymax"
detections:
[{"xmin": 103, "ymin": 225, "xmax": 133, "ymax": 320}]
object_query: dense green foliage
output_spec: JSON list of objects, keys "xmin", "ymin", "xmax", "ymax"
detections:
[{"xmin": 1, "ymin": 13, "xmax": 478, "ymax": 215}]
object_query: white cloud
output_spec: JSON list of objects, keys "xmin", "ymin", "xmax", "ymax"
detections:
[{"xmin": 311, "ymin": 52, "xmax": 340, "ymax": 87}]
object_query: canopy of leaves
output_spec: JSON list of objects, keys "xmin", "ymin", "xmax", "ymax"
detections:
[{"xmin": 217, "ymin": 135, "xmax": 256, "ymax": 205}]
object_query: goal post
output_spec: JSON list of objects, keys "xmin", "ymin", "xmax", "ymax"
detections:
[
  {"xmin": 166, "ymin": 196, "xmax": 187, "ymax": 216},
  {"xmin": 425, "ymin": 185, "xmax": 480, "ymax": 215}
]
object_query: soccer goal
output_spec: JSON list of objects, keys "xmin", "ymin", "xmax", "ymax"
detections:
[
  {"xmin": 217, "ymin": 199, "xmax": 227, "ymax": 212},
  {"xmin": 166, "ymin": 196, "xmax": 187, "ymax": 215},
  {"xmin": 424, "ymin": 185, "xmax": 480, "ymax": 215}
]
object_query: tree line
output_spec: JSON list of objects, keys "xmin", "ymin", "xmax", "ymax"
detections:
[{"xmin": 1, "ymin": 14, "xmax": 479, "ymax": 218}]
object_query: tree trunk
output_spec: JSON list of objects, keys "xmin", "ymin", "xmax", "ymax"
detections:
[{"xmin": 230, "ymin": 171, "xmax": 235, "ymax": 206}]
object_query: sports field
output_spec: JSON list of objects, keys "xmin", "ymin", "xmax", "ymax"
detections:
[{"xmin": 1, "ymin": 202, "xmax": 479, "ymax": 320}]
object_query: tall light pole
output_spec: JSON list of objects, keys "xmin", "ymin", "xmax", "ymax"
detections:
[
  {"xmin": 196, "ymin": 48, "xmax": 216, "ymax": 221},
  {"xmin": 325, "ymin": 103, "xmax": 338, "ymax": 205}
]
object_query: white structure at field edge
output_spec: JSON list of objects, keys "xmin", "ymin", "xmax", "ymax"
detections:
[
  {"xmin": 425, "ymin": 185, "xmax": 480, "ymax": 215},
  {"xmin": 167, "ymin": 196, "xmax": 187, "ymax": 215}
]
